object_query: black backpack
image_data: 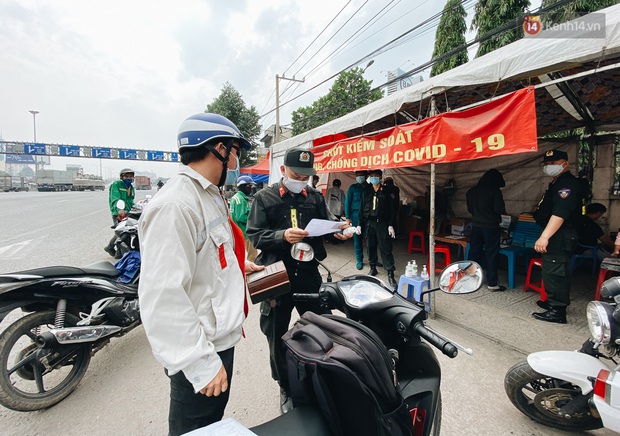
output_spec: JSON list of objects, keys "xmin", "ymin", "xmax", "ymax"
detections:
[{"xmin": 282, "ymin": 312, "xmax": 414, "ymax": 436}]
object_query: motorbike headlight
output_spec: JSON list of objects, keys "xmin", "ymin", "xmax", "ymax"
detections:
[
  {"xmin": 586, "ymin": 301, "xmax": 613, "ymax": 344},
  {"xmin": 339, "ymin": 280, "xmax": 392, "ymax": 309}
]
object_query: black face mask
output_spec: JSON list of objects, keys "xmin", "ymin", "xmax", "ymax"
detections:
[{"xmin": 239, "ymin": 185, "xmax": 252, "ymax": 196}]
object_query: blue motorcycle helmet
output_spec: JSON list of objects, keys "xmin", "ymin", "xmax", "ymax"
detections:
[{"xmin": 236, "ymin": 175, "xmax": 255, "ymax": 187}]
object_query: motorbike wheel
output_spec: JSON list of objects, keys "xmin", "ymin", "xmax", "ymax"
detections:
[
  {"xmin": 0, "ymin": 311, "xmax": 92, "ymax": 411},
  {"xmin": 504, "ymin": 360, "xmax": 603, "ymax": 431}
]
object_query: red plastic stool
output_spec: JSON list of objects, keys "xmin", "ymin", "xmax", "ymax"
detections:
[
  {"xmin": 430, "ymin": 245, "xmax": 451, "ymax": 273},
  {"xmin": 524, "ymin": 258, "xmax": 547, "ymax": 300},
  {"xmin": 407, "ymin": 231, "xmax": 427, "ymax": 255}
]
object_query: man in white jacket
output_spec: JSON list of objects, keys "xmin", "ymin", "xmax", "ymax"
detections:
[{"xmin": 138, "ymin": 113, "xmax": 263, "ymax": 436}]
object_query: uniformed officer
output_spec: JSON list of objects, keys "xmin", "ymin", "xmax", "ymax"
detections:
[
  {"xmin": 360, "ymin": 169, "xmax": 398, "ymax": 290},
  {"xmin": 246, "ymin": 147, "xmax": 352, "ymax": 413},
  {"xmin": 532, "ymin": 149, "xmax": 584, "ymax": 324},
  {"xmin": 344, "ymin": 170, "xmax": 369, "ymax": 269}
]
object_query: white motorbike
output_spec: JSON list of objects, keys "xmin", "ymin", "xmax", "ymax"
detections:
[{"xmin": 504, "ymin": 275, "xmax": 620, "ymax": 432}]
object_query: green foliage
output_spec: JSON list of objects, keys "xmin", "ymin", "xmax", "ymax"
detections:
[
  {"xmin": 291, "ymin": 68, "xmax": 384, "ymax": 136},
  {"xmin": 431, "ymin": 0, "xmax": 469, "ymax": 77},
  {"xmin": 542, "ymin": 0, "xmax": 619, "ymax": 24},
  {"xmin": 471, "ymin": 0, "xmax": 531, "ymax": 57},
  {"xmin": 206, "ymin": 82, "xmax": 262, "ymax": 166}
]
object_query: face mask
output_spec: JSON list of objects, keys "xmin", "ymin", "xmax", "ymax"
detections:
[
  {"xmin": 543, "ymin": 164, "xmax": 564, "ymax": 177},
  {"xmin": 283, "ymin": 177, "xmax": 308, "ymax": 194},
  {"xmin": 368, "ymin": 177, "xmax": 381, "ymax": 185},
  {"xmin": 239, "ymin": 185, "xmax": 252, "ymax": 196},
  {"xmin": 224, "ymin": 155, "xmax": 240, "ymax": 185},
  {"xmin": 123, "ymin": 178, "xmax": 133, "ymax": 188},
  {"xmin": 356, "ymin": 176, "xmax": 366, "ymax": 184}
]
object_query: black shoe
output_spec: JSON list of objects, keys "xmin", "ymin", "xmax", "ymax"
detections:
[
  {"xmin": 532, "ymin": 308, "xmax": 567, "ymax": 324},
  {"xmin": 387, "ymin": 271, "xmax": 397, "ymax": 290},
  {"xmin": 369, "ymin": 266, "xmax": 378, "ymax": 276},
  {"xmin": 536, "ymin": 300, "xmax": 551, "ymax": 310},
  {"xmin": 280, "ymin": 388, "xmax": 293, "ymax": 414},
  {"xmin": 487, "ymin": 285, "xmax": 507, "ymax": 292},
  {"xmin": 104, "ymin": 246, "xmax": 116, "ymax": 257}
]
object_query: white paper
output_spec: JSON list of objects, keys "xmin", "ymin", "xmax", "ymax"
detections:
[{"xmin": 304, "ymin": 219, "xmax": 345, "ymax": 237}]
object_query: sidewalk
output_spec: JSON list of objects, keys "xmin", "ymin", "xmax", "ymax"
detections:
[{"xmin": 321, "ymin": 235, "xmax": 599, "ymax": 354}]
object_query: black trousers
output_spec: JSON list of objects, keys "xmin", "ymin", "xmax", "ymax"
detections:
[
  {"xmin": 259, "ymin": 267, "xmax": 326, "ymax": 392},
  {"xmin": 365, "ymin": 220, "xmax": 395, "ymax": 271},
  {"xmin": 469, "ymin": 226, "xmax": 501, "ymax": 286},
  {"xmin": 542, "ymin": 228, "xmax": 578, "ymax": 308},
  {"xmin": 166, "ymin": 347, "xmax": 235, "ymax": 436}
]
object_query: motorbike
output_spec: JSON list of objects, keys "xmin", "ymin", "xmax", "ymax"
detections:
[
  {"xmin": 203, "ymin": 241, "xmax": 483, "ymax": 436},
  {"xmin": 113, "ymin": 196, "xmax": 149, "ymax": 257},
  {"xmin": 504, "ymin": 275, "xmax": 620, "ymax": 432},
  {"xmin": 0, "ymin": 200, "xmax": 142, "ymax": 412}
]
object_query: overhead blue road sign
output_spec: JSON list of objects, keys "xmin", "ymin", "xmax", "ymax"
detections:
[
  {"xmin": 24, "ymin": 143, "xmax": 46, "ymax": 154},
  {"xmin": 91, "ymin": 147, "xmax": 111, "ymax": 158},
  {"xmin": 6, "ymin": 154, "xmax": 35, "ymax": 164},
  {"xmin": 59, "ymin": 146, "xmax": 81, "ymax": 157},
  {"xmin": 148, "ymin": 151, "xmax": 164, "ymax": 161},
  {"xmin": 170, "ymin": 152, "xmax": 179, "ymax": 162},
  {"xmin": 120, "ymin": 149, "xmax": 137, "ymax": 159}
]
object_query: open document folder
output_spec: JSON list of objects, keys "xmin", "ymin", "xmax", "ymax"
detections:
[{"xmin": 304, "ymin": 219, "xmax": 345, "ymax": 237}]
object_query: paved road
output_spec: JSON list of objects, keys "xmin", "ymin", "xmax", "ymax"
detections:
[{"xmin": 0, "ymin": 191, "xmax": 615, "ymax": 435}]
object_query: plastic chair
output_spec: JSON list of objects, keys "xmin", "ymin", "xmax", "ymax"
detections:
[
  {"xmin": 407, "ymin": 231, "xmax": 427, "ymax": 255},
  {"xmin": 498, "ymin": 246, "xmax": 530, "ymax": 290},
  {"xmin": 524, "ymin": 258, "xmax": 547, "ymax": 300},
  {"xmin": 570, "ymin": 244, "xmax": 598, "ymax": 276},
  {"xmin": 430, "ymin": 245, "xmax": 451, "ymax": 273},
  {"xmin": 397, "ymin": 275, "xmax": 431, "ymax": 312}
]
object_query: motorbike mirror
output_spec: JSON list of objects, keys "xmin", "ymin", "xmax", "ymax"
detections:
[
  {"xmin": 438, "ymin": 261, "xmax": 483, "ymax": 294},
  {"xmin": 291, "ymin": 242, "xmax": 314, "ymax": 262},
  {"xmin": 116, "ymin": 199, "xmax": 126, "ymax": 210}
]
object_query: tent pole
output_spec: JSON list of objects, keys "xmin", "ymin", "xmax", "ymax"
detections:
[{"xmin": 429, "ymin": 97, "xmax": 437, "ymax": 316}]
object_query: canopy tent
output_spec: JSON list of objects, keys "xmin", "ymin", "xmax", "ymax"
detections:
[
  {"xmin": 266, "ymin": 5, "xmax": 620, "ymax": 280},
  {"xmin": 270, "ymin": 3, "xmax": 620, "ymax": 179},
  {"xmin": 241, "ymin": 154, "xmax": 270, "ymax": 174}
]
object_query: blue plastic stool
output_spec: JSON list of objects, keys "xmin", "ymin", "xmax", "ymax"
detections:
[{"xmin": 397, "ymin": 275, "xmax": 431, "ymax": 312}]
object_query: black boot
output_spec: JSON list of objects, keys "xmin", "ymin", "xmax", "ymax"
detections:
[
  {"xmin": 280, "ymin": 387, "xmax": 293, "ymax": 414},
  {"xmin": 532, "ymin": 307, "xmax": 567, "ymax": 324},
  {"xmin": 369, "ymin": 265, "xmax": 378, "ymax": 276},
  {"xmin": 387, "ymin": 271, "xmax": 397, "ymax": 290},
  {"xmin": 536, "ymin": 300, "xmax": 551, "ymax": 310},
  {"xmin": 104, "ymin": 245, "xmax": 116, "ymax": 257}
]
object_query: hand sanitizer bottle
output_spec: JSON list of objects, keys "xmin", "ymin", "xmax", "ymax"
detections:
[
  {"xmin": 405, "ymin": 261, "xmax": 412, "ymax": 278},
  {"xmin": 421, "ymin": 265, "xmax": 429, "ymax": 280},
  {"xmin": 411, "ymin": 260, "xmax": 418, "ymax": 277}
]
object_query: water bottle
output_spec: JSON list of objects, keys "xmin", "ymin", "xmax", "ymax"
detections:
[
  {"xmin": 411, "ymin": 260, "xmax": 418, "ymax": 277},
  {"xmin": 421, "ymin": 265, "xmax": 429, "ymax": 280},
  {"xmin": 405, "ymin": 261, "xmax": 412, "ymax": 278}
]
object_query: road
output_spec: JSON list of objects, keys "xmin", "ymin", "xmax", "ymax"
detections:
[{"xmin": 0, "ymin": 191, "xmax": 615, "ymax": 435}]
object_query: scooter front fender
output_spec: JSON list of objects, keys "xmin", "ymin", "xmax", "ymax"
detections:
[{"xmin": 527, "ymin": 350, "xmax": 610, "ymax": 394}]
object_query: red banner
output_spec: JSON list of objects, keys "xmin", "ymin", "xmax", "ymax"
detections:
[{"xmin": 312, "ymin": 87, "xmax": 537, "ymax": 173}]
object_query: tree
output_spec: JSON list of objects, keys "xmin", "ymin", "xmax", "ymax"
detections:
[
  {"xmin": 206, "ymin": 82, "xmax": 262, "ymax": 167},
  {"xmin": 542, "ymin": 0, "xmax": 618, "ymax": 25},
  {"xmin": 291, "ymin": 68, "xmax": 384, "ymax": 136},
  {"xmin": 430, "ymin": 0, "xmax": 469, "ymax": 77},
  {"xmin": 471, "ymin": 0, "xmax": 531, "ymax": 58}
]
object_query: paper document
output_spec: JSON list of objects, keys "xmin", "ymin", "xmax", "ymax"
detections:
[{"xmin": 304, "ymin": 219, "xmax": 345, "ymax": 237}]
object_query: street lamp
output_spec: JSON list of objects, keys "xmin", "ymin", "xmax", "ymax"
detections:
[
  {"xmin": 28, "ymin": 110, "xmax": 39, "ymax": 171},
  {"xmin": 361, "ymin": 60, "xmax": 374, "ymax": 74}
]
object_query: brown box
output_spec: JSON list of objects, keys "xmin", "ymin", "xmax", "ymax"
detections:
[{"xmin": 247, "ymin": 261, "xmax": 290, "ymax": 304}]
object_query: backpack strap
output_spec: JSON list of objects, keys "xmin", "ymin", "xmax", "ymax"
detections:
[{"xmin": 291, "ymin": 323, "xmax": 333, "ymax": 352}]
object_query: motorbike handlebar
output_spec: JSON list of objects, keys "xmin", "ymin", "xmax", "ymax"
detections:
[
  {"xmin": 413, "ymin": 322, "xmax": 458, "ymax": 358},
  {"xmin": 292, "ymin": 293, "xmax": 320, "ymax": 302}
]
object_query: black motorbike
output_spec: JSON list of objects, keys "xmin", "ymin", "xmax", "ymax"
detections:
[
  {"xmin": 0, "ymin": 201, "xmax": 142, "ymax": 412},
  {"xmin": 239, "ymin": 247, "xmax": 483, "ymax": 436}
]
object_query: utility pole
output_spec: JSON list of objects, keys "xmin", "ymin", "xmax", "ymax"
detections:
[
  {"xmin": 28, "ymin": 110, "xmax": 39, "ymax": 171},
  {"xmin": 275, "ymin": 75, "xmax": 304, "ymax": 144}
]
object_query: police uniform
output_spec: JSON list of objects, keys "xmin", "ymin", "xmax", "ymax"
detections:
[
  {"xmin": 533, "ymin": 149, "xmax": 583, "ymax": 321},
  {"xmin": 360, "ymin": 179, "xmax": 397, "ymax": 284},
  {"xmin": 246, "ymin": 148, "xmax": 330, "ymax": 398}
]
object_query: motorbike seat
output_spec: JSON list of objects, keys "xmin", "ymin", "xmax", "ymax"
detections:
[
  {"xmin": 2, "ymin": 261, "xmax": 120, "ymax": 281},
  {"xmin": 250, "ymin": 405, "xmax": 332, "ymax": 436}
]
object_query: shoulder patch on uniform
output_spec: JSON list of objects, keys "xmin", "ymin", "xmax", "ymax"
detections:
[{"xmin": 557, "ymin": 188, "xmax": 571, "ymax": 199}]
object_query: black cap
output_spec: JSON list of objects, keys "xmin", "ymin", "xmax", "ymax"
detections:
[
  {"xmin": 283, "ymin": 147, "xmax": 316, "ymax": 176},
  {"xmin": 542, "ymin": 149, "xmax": 568, "ymax": 163}
]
